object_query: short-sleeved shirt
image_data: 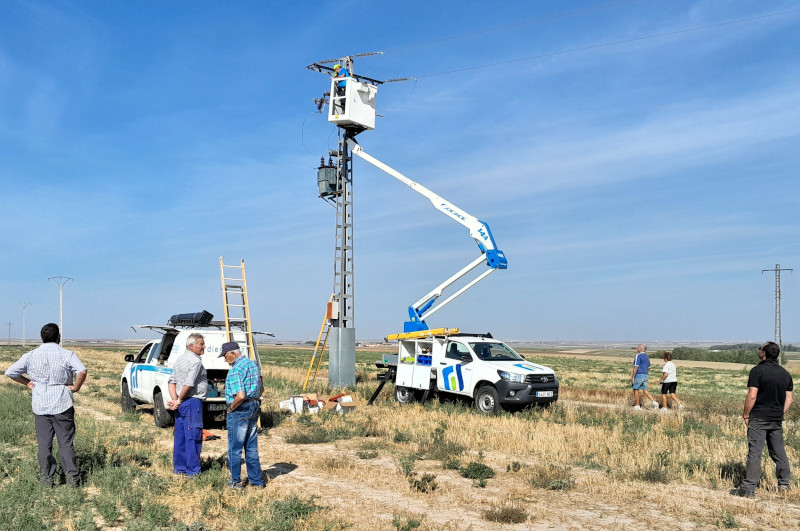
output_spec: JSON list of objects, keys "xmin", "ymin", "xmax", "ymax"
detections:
[
  {"xmin": 748, "ymin": 359, "xmax": 793, "ymax": 422},
  {"xmin": 633, "ymin": 352, "xmax": 651, "ymax": 375},
  {"xmin": 336, "ymin": 68, "xmax": 349, "ymax": 88},
  {"xmin": 5, "ymin": 343, "xmax": 87, "ymax": 415},
  {"xmin": 168, "ymin": 352, "xmax": 208, "ymax": 400},
  {"xmin": 225, "ymin": 356, "xmax": 262, "ymax": 404},
  {"xmin": 661, "ymin": 361, "xmax": 677, "ymax": 383}
]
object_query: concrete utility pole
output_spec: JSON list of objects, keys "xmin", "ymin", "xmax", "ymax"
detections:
[
  {"xmin": 49, "ymin": 276, "xmax": 73, "ymax": 346},
  {"xmin": 762, "ymin": 264, "xmax": 792, "ymax": 364},
  {"xmin": 19, "ymin": 302, "xmax": 31, "ymax": 347},
  {"xmin": 6, "ymin": 322, "xmax": 12, "ymax": 345}
]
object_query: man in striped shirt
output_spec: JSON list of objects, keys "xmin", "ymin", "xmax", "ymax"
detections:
[
  {"xmin": 5, "ymin": 323, "xmax": 88, "ymax": 487},
  {"xmin": 167, "ymin": 333, "xmax": 208, "ymax": 477},
  {"xmin": 221, "ymin": 341, "xmax": 264, "ymax": 488}
]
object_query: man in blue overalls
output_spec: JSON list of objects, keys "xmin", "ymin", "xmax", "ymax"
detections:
[{"xmin": 168, "ymin": 333, "xmax": 208, "ymax": 477}]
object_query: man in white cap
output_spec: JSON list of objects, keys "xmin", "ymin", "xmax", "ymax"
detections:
[{"xmin": 221, "ymin": 341, "xmax": 264, "ymax": 488}]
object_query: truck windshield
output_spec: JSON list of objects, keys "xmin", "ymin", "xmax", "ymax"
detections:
[{"xmin": 469, "ymin": 342, "xmax": 524, "ymax": 361}]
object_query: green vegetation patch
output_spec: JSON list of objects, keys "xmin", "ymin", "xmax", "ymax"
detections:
[
  {"xmin": 526, "ymin": 464, "xmax": 574, "ymax": 491},
  {"xmin": 459, "ymin": 462, "xmax": 495, "ymax": 480},
  {"xmin": 0, "ymin": 387, "xmax": 34, "ymax": 445},
  {"xmin": 483, "ymin": 503, "xmax": 528, "ymax": 524}
]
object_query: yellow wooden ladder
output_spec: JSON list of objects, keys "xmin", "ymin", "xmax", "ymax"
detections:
[
  {"xmin": 219, "ymin": 257, "xmax": 259, "ymax": 368},
  {"xmin": 303, "ymin": 295, "xmax": 334, "ymax": 391}
]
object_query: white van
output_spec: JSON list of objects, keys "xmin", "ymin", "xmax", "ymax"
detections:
[{"xmin": 120, "ymin": 313, "xmax": 258, "ymax": 427}]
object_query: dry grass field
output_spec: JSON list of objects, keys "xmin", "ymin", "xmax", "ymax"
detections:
[{"xmin": 0, "ymin": 343, "xmax": 799, "ymax": 530}]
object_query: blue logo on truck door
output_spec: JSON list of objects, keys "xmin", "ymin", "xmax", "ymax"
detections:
[
  {"xmin": 131, "ymin": 365, "xmax": 173, "ymax": 389},
  {"xmin": 441, "ymin": 364, "xmax": 464, "ymax": 391}
]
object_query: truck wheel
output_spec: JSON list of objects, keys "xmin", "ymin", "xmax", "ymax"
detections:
[
  {"xmin": 153, "ymin": 390, "xmax": 174, "ymax": 427},
  {"xmin": 394, "ymin": 386, "xmax": 416, "ymax": 405},
  {"xmin": 474, "ymin": 385, "xmax": 500, "ymax": 414},
  {"xmin": 120, "ymin": 380, "xmax": 137, "ymax": 412}
]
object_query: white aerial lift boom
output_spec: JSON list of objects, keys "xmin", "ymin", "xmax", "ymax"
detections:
[{"xmin": 346, "ymin": 138, "xmax": 508, "ymax": 333}]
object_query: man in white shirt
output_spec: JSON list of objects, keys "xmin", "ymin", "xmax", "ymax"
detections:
[{"xmin": 5, "ymin": 323, "xmax": 88, "ymax": 486}]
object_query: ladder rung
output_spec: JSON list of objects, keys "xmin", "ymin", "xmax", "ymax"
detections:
[{"xmin": 225, "ymin": 304, "xmax": 246, "ymax": 308}]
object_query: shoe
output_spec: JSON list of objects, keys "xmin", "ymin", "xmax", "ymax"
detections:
[
  {"xmin": 228, "ymin": 480, "xmax": 246, "ymax": 490},
  {"xmin": 659, "ymin": 408, "xmax": 670, "ymax": 413},
  {"xmin": 652, "ymin": 401, "xmax": 660, "ymax": 409},
  {"xmin": 730, "ymin": 488, "xmax": 755, "ymax": 498},
  {"xmin": 633, "ymin": 405, "xmax": 642, "ymax": 410},
  {"xmin": 778, "ymin": 485, "xmax": 791, "ymax": 492},
  {"xmin": 249, "ymin": 483, "xmax": 266, "ymax": 489},
  {"xmin": 678, "ymin": 404, "xmax": 685, "ymax": 410}
]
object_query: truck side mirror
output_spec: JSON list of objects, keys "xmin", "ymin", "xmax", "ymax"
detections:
[
  {"xmin": 459, "ymin": 354, "xmax": 472, "ymax": 363},
  {"xmin": 125, "ymin": 354, "xmax": 134, "ymax": 362}
]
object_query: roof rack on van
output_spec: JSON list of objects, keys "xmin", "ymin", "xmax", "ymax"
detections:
[{"xmin": 168, "ymin": 311, "xmax": 214, "ymax": 327}]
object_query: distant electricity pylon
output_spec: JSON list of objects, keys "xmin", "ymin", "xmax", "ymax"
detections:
[
  {"xmin": 6, "ymin": 322, "xmax": 12, "ymax": 345},
  {"xmin": 49, "ymin": 276, "xmax": 73, "ymax": 346},
  {"xmin": 19, "ymin": 302, "xmax": 31, "ymax": 346},
  {"xmin": 762, "ymin": 264, "xmax": 792, "ymax": 364}
]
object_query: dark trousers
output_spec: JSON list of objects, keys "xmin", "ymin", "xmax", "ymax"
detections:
[
  {"xmin": 34, "ymin": 407, "xmax": 79, "ymax": 485},
  {"xmin": 335, "ymin": 84, "xmax": 346, "ymax": 113},
  {"xmin": 741, "ymin": 417, "xmax": 791, "ymax": 492},
  {"xmin": 173, "ymin": 398, "xmax": 203, "ymax": 476}
]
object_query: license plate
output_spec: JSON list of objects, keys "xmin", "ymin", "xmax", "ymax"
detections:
[
  {"xmin": 207, "ymin": 403, "xmax": 227, "ymax": 411},
  {"xmin": 536, "ymin": 391, "xmax": 554, "ymax": 398}
]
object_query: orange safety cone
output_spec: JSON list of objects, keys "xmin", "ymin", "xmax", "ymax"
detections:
[{"xmin": 202, "ymin": 429, "xmax": 220, "ymax": 441}]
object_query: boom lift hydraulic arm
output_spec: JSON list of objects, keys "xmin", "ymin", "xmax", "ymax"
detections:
[{"xmin": 346, "ymin": 138, "xmax": 508, "ymax": 332}]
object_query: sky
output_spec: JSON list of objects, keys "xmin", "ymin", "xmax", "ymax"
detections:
[{"xmin": 1, "ymin": 0, "xmax": 799, "ymax": 343}]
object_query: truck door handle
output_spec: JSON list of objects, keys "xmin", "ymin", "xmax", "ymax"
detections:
[{"xmin": 439, "ymin": 362, "xmax": 447, "ymax": 365}]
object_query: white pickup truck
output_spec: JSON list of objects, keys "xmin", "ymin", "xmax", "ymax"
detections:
[
  {"xmin": 376, "ymin": 333, "xmax": 559, "ymax": 413},
  {"xmin": 120, "ymin": 313, "xmax": 256, "ymax": 427}
]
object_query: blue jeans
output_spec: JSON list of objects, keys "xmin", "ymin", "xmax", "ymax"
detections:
[
  {"xmin": 174, "ymin": 398, "xmax": 203, "ymax": 476},
  {"xmin": 226, "ymin": 400, "xmax": 263, "ymax": 486},
  {"xmin": 632, "ymin": 374, "xmax": 649, "ymax": 390},
  {"xmin": 741, "ymin": 417, "xmax": 791, "ymax": 492}
]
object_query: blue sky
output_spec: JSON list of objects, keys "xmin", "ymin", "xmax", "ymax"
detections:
[{"xmin": 1, "ymin": 0, "xmax": 799, "ymax": 343}]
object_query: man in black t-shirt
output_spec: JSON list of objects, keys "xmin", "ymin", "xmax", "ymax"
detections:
[{"xmin": 732, "ymin": 342, "xmax": 794, "ymax": 498}]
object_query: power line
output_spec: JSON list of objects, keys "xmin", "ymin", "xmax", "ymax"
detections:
[
  {"xmin": 49, "ymin": 276, "xmax": 73, "ymax": 346},
  {"xmin": 762, "ymin": 264, "xmax": 792, "ymax": 364},
  {"xmin": 414, "ymin": 8, "xmax": 800, "ymax": 79},
  {"xmin": 19, "ymin": 302, "xmax": 31, "ymax": 347}
]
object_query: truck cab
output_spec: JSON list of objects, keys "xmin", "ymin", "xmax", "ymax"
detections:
[
  {"xmin": 389, "ymin": 333, "xmax": 558, "ymax": 413},
  {"xmin": 120, "ymin": 314, "xmax": 258, "ymax": 427}
]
